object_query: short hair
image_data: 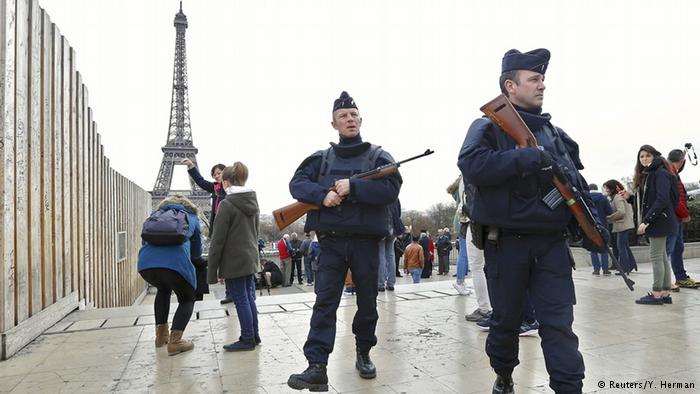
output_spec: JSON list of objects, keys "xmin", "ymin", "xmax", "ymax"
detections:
[
  {"xmin": 412, "ymin": 235, "xmax": 420, "ymax": 242},
  {"xmin": 499, "ymin": 70, "xmax": 520, "ymax": 95},
  {"xmin": 210, "ymin": 164, "xmax": 225, "ymax": 177},
  {"xmin": 222, "ymin": 161, "xmax": 249, "ymax": 186},
  {"xmin": 668, "ymin": 149, "xmax": 684, "ymax": 163},
  {"xmin": 588, "ymin": 183, "xmax": 598, "ymax": 191}
]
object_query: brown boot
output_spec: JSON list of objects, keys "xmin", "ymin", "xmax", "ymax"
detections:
[
  {"xmin": 155, "ymin": 324, "xmax": 169, "ymax": 348},
  {"xmin": 167, "ymin": 330, "xmax": 194, "ymax": 356}
]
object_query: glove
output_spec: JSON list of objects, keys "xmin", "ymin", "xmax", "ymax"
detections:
[
  {"xmin": 538, "ymin": 150, "xmax": 568, "ymax": 184},
  {"xmin": 581, "ymin": 224, "xmax": 610, "ymax": 254}
]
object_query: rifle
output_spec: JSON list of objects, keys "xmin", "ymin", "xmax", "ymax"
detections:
[
  {"xmin": 480, "ymin": 94, "xmax": 635, "ymax": 291},
  {"xmin": 273, "ymin": 149, "xmax": 435, "ymax": 230}
]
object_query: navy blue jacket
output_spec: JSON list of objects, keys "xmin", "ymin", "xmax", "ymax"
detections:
[
  {"xmin": 458, "ymin": 111, "xmax": 597, "ymax": 233},
  {"xmin": 389, "ymin": 199, "xmax": 405, "ymax": 238},
  {"xmin": 590, "ymin": 192, "xmax": 613, "ymax": 227},
  {"xmin": 289, "ymin": 136, "xmax": 402, "ymax": 237},
  {"xmin": 639, "ymin": 157, "xmax": 679, "ymax": 237}
]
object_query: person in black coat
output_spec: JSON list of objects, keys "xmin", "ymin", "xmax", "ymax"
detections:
[
  {"xmin": 622, "ymin": 145, "xmax": 679, "ymax": 305},
  {"xmin": 182, "ymin": 158, "xmax": 226, "ymax": 236},
  {"xmin": 418, "ymin": 232, "xmax": 432, "ymax": 278}
]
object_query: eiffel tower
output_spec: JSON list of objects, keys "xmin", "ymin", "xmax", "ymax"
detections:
[{"xmin": 151, "ymin": 2, "xmax": 209, "ymax": 215}]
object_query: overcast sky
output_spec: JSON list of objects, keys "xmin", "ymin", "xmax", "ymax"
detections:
[{"xmin": 39, "ymin": 0, "xmax": 700, "ymax": 214}]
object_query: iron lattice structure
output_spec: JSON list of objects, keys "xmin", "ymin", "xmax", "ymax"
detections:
[{"xmin": 151, "ymin": 3, "xmax": 209, "ymax": 213}]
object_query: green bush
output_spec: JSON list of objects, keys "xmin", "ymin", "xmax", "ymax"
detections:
[{"xmin": 685, "ymin": 200, "xmax": 700, "ymax": 242}]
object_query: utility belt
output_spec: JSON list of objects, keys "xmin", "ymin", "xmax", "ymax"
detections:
[
  {"xmin": 317, "ymin": 231, "xmax": 381, "ymax": 241},
  {"xmin": 469, "ymin": 222, "xmax": 565, "ymax": 250}
]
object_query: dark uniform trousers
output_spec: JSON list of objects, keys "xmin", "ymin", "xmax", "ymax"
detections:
[
  {"xmin": 484, "ymin": 232, "xmax": 585, "ymax": 393},
  {"xmin": 303, "ymin": 236, "xmax": 380, "ymax": 364}
]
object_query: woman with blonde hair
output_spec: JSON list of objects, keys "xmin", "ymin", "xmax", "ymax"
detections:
[
  {"xmin": 208, "ymin": 162, "xmax": 261, "ymax": 351},
  {"xmin": 137, "ymin": 194, "xmax": 202, "ymax": 355}
]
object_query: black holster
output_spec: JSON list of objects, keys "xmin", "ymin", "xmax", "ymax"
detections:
[{"xmin": 469, "ymin": 221, "xmax": 486, "ymax": 250}]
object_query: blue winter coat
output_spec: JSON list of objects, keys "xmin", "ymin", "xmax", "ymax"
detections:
[
  {"xmin": 639, "ymin": 158, "xmax": 679, "ymax": 238},
  {"xmin": 137, "ymin": 204, "xmax": 203, "ymax": 289}
]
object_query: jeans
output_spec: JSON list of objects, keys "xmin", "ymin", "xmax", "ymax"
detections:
[
  {"xmin": 616, "ymin": 230, "xmax": 635, "ymax": 273},
  {"xmin": 666, "ymin": 221, "xmax": 688, "ymax": 281},
  {"xmin": 377, "ymin": 236, "xmax": 396, "ymax": 288},
  {"xmin": 225, "ymin": 275, "xmax": 259, "ymax": 340},
  {"xmin": 409, "ymin": 268, "xmax": 422, "ymax": 283},
  {"xmin": 456, "ymin": 236, "xmax": 469, "ymax": 281},
  {"xmin": 304, "ymin": 255, "xmax": 315, "ymax": 284},
  {"xmin": 590, "ymin": 252, "xmax": 609, "ymax": 272}
]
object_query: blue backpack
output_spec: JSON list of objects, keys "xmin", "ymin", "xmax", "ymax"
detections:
[{"xmin": 141, "ymin": 208, "xmax": 190, "ymax": 245}]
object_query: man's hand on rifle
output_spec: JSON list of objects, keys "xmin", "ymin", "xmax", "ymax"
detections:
[
  {"xmin": 334, "ymin": 179, "xmax": 351, "ymax": 197},
  {"xmin": 323, "ymin": 190, "xmax": 343, "ymax": 207},
  {"xmin": 538, "ymin": 150, "xmax": 567, "ymax": 184}
]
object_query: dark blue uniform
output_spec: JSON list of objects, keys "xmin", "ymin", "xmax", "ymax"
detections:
[
  {"xmin": 289, "ymin": 135, "xmax": 401, "ymax": 364},
  {"xmin": 458, "ymin": 108, "xmax": 593, "ymax": 393}
]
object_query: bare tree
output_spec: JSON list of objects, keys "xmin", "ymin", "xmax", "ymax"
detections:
[{"xmin": 426, "ymin": 202, "xmax": 456, "ymax": 232}]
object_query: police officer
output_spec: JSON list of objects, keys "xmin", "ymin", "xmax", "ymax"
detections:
[
  {"xmin": 458, "ymin": 49, "xmax": 600, "ymax": 393},
  {"xmin": 287, "ymin": 91, "xmax": 402, "ymax": 392}
]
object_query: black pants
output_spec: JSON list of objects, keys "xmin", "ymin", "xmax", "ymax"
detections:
[
  {"xmin": 395, "ymin": 253, "xmax": 402, "ymax": 275},
  {"xmin": 290, "ymin": 258, "xmax": 303, "ymax": 284},
  {"xmin": 304, "ymin": 236, "xmax": 380, "ymax": 364},
  {"xmin": 140, "ymin": 268, "xmax": 196, "ymax": 331},
  {"xmin": 484, "ymin": 233, "xmax": 584, "ymax": 393}
]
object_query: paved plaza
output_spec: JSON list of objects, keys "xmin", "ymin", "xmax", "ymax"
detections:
[{"xmin": 1, "ymin": 259, "xmax": 700, "ymax": 393}]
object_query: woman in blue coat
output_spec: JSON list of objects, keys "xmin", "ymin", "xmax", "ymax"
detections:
[
  {"xmin": 623, "ymin": 145, "xmax": 679, "ymax": 305},
  {"xmin": 138, "ymin": 195, "xmax": 202, "ymax": 355}
]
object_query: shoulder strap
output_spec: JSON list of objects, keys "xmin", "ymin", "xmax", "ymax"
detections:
[
  {"xmin": 318, "ymin": 147, "xmax": 335, "ymax": 183},
  {"xmin": 364, "ymin": 144, "xmax": 383, "ymax": 172}
]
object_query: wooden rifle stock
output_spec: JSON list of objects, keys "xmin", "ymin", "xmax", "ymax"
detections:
[
  {"xmin": 272, "ymin": 201, "xmax": 320, "ymax": 231},
  {"xmin": 273, "ymin": 149, "xmax": 434, "ymax": 231},
  {"xmin": 480, "ymin": 94, "xmax": 634, "ymax": 291}
]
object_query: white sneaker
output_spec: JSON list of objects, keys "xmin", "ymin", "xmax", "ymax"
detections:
[
  {"xmin": 306, "ymin": 283, "xmax": 314, "ymax": 286},
  {"xmin": 453, "ymin": 282, "xmax": 473, "ymax": 295}
]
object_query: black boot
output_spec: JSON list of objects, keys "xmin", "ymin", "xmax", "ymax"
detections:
[
  {"xmin": 287, "ymin": 364, "xmax": 328, "ymax": 392},
  {"xmin": 355, "ymin": 351, "xmax": 377, "ymax": 379},
  {"xmin": 492, "ymin": 374, "xmax": 514, "ymax": 394}
]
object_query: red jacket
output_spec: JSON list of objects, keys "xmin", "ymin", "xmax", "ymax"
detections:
[
  {"xmin": 671, "ymin": 167, "xmax": 690, "ymax": 220},
  {"xmin": 278, "ymin": 239, "xmax": 290, "ymax": 259}
]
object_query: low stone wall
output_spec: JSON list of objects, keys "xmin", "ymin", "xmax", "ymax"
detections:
[{"xmin": 571, "ymin": 242, "xmax": 700, "ymax": 268}]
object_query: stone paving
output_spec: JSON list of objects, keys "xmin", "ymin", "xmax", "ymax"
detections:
[{"xmin": 1, "ymin": 259, "xmax": 700, "ymax": 393}]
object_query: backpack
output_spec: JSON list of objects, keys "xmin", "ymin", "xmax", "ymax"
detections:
[{"xmin": 141, "ymin": 208, "xmax": 190, "ymax": 245}]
